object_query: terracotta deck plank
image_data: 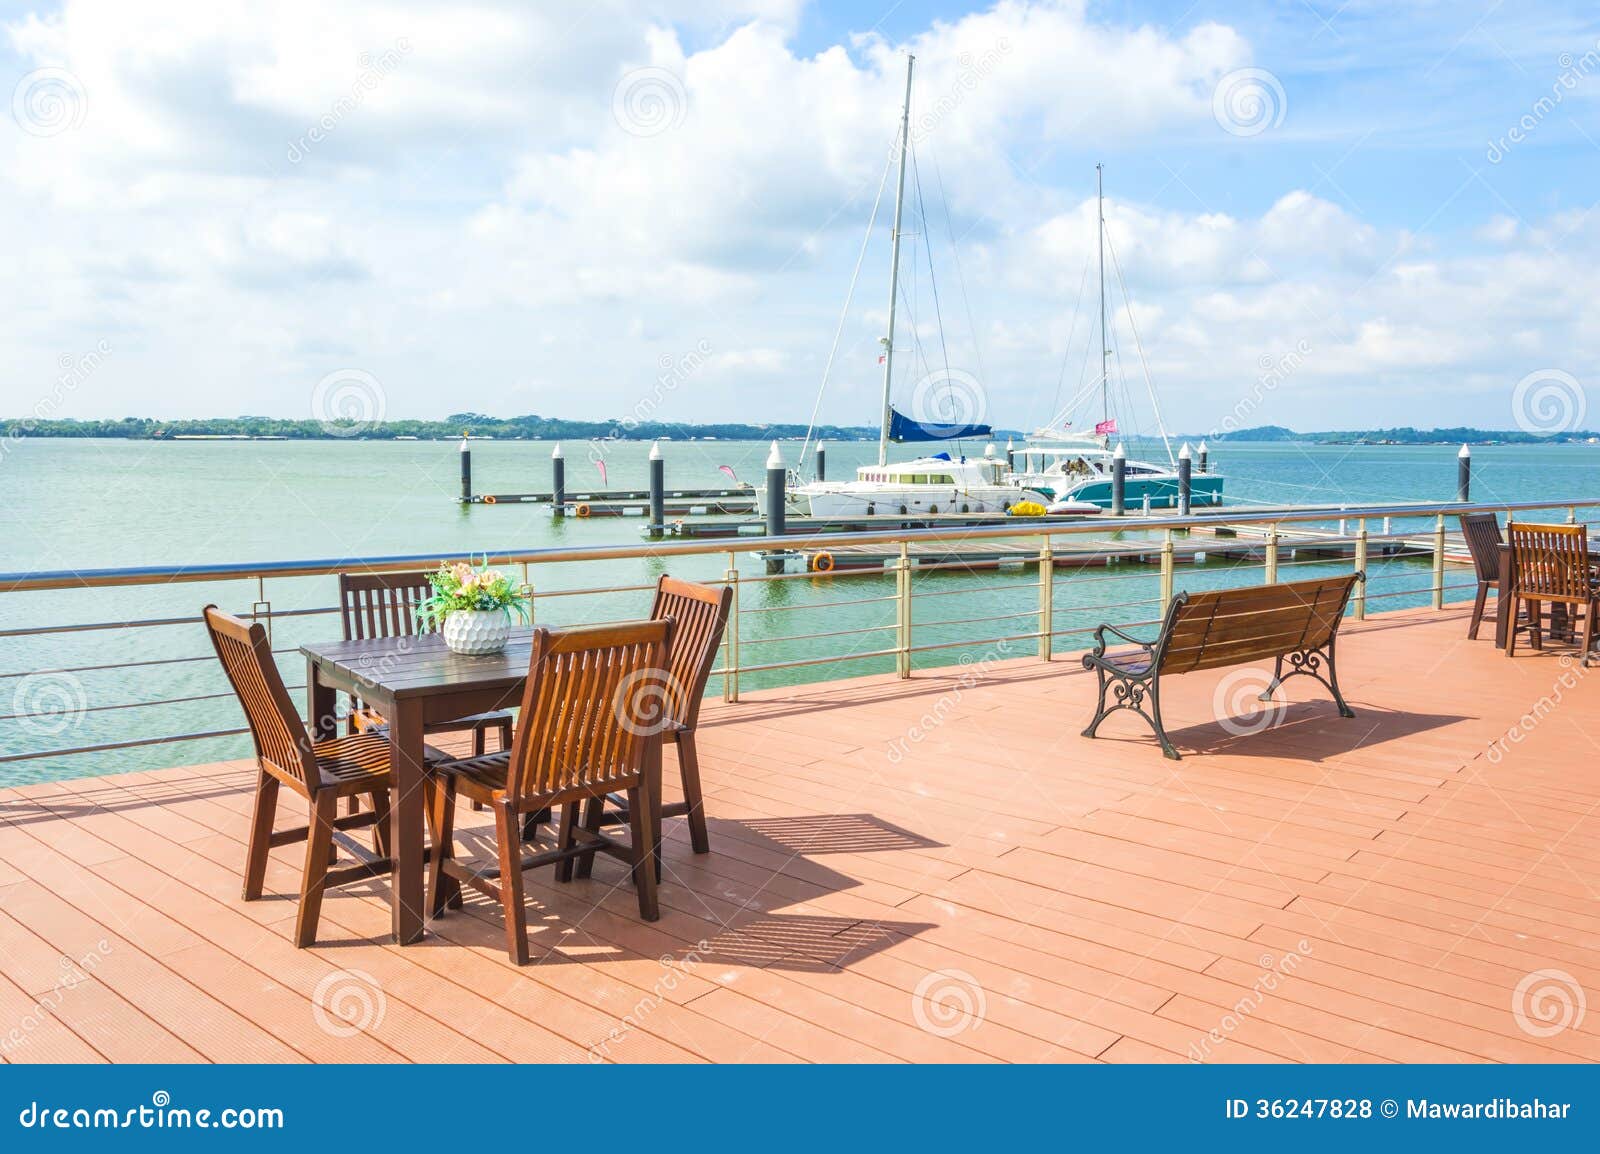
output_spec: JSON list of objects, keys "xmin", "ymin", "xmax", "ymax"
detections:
[{"xmin": 0, "ymin": 607, "xmax": 1596, "ymax": 1063}]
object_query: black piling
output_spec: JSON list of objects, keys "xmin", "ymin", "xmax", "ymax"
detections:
[
  {"xmin": 815, "ymin": 441, "xmax": 826, "ymax": 482},
  {"xmin": 1111, "ymin": 443, "xmax": 1126, "ymax": 516},
  {"xmin": 648, "ymin": 442, "xmax": 666, "ymax": 539},
  {"xmin": 1198, "ymin": 440, "xmax": 1209, "ymax": 474},
  {"xmin": 765, "ymin": 441, "xmax": 787, "ymax": 573},
  {"xmin": 551, "ymin": 443, "xmax": 565, "ymax": 518},
  {"xmin": 459, "ymin": 437, "xmax": 472, "ymax": 503},
  {"xmin": 1457, "ymin": 444, "xmax": 1471, "ymax": 502},
  {"xmin": 1178, "ymin": 444, "xmax": 1192, "ymax": 517}
]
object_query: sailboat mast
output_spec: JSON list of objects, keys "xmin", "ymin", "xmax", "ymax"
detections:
[
  {"xmin": 1096, "ymin": 162, "xmax": 1108, "ymax": 435},
  {"xmin": 878, "ymin": 55, "xmax": 914, "ymax": 468}
]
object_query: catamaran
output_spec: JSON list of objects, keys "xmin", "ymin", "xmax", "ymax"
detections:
[
  {"xmin": 791, "ymin": 56, "xmax": 1047, "ymax": 517},
  {"xmin": 1007, "ymin": 166, "xmax": 1223, "ymax": 511}
]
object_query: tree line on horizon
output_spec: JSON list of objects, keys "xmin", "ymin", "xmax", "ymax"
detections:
[{"xmin": 2, "ymin": 415, "xmax": 1593, "ymax": 445}]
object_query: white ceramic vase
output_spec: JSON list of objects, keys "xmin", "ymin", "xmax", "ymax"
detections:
[{"xmin": 442, "ymin": 608, "xmax": 511, "ymax": 656}]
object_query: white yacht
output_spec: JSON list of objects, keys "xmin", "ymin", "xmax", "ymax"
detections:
[
  {"xmin": 790, "ymin": 55, "xmax": 1045, "ymax": 518},
  {"xmin": 797, "ymin": 447, "xmax": 1041, "ymax": 517},
  {"xmin": 1007, "ymin": 167, "xmax": 1224, "ymax": 511}
]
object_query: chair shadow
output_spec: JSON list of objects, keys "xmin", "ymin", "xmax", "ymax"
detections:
[
  {"xmin": 733, "ymin": 813, "xmax": 944, "ymax": 855},
  {"xmin": 434, "ymin": 810, "xmax": 939, "ymax": 970}
]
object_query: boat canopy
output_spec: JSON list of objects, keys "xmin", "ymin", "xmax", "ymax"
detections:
[{"xmin": 888, "ymin": 407, "xmax": 993, "ymax": 443}]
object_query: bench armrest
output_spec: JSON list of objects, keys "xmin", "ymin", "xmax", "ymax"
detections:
[{"xmin": 1084, "ymin": 622, "xmax": 1158, "ymax": 662}]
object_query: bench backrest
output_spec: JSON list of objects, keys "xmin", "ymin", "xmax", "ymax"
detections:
[{"xmin": 1155, "ymin": 572, "xmax": 1363, "ymax": 675}]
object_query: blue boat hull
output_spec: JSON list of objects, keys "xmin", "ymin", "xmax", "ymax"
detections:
[{"xmin": 1033, "ymin": 474, "xmax": 1225, "ymax": 510}]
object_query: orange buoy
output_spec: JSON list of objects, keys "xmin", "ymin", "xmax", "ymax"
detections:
[
  {"xmin": 483, "ymin": 495, "xmax": 497, "ymax": 505},
  {"xmin": 812, "ymin": 551, "xmax": 835, "ymax": 573},
  {"xmin": 575, "ymin": 503, "xmax": 591, "ymax": 518}
]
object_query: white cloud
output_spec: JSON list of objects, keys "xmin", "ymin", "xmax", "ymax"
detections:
[{"xmin": 0, "ymin": 0, "xmax": 1595, "ymax": 435}]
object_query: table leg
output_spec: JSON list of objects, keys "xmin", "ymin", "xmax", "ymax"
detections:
[
  {"xmin": 306, "ymin": 659, "xmax": 337, "ymax": 740},
  {"xmin": 386, "ymin": 704, "xmax": 428, "ymax": 945},
  {"xmin": 1494, "ymin": 546, "xmax": 1512, "ymax": 649}
]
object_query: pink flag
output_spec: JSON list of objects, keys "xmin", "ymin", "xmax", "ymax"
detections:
[
  {"xmin": 595, "ymin": 459, "xmax": 608, "ymax": 486},
  {"xmin": 1094, "ymin": 418, "xmax": 1117, "ymax": 435},
  {"xmin": 718, "ymin": 465, "xmax": 739, "ymax": 484}
]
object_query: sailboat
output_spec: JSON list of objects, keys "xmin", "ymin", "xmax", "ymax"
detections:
[
  {"xmin": 791, "ymin": 56, "xmax": 1046, "ymax": 518},
  {"xmin": 1008, "ymin": 166, "xmax": 1224, "ymax": 510}
]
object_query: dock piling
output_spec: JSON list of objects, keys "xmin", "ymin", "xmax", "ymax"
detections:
[
  {"xmin": 1111, "ymin": 443, "xmax": 1126, "ymax": 516},
  {"xmin": 764, "ymin": 441, "xmax": 787, "ymax": 573},
  {"xmin": 1177, "ymin": 443, "xmax": 1192, "ymax": 517},
  {"xmin": 815, "ymin": 441, "xmax": 826, "ymax": 482},
  {"xmin": 459, "ymin": 436, "xmax": 472, "ymax": 503},
  {"xmin": 1457, "ymin": 444, "xmax": 1471, "ymax": 502},
  {"xmin": 551, "ymin": 443, "xmax": 565, "ymax": 518},
  {"xmin": 1006, "ymin": 438, "xmax": 1015, "ymax": 471},
  {"xmin": 1198, "ymin": 440, "xmax": 1209, "ymax": 474},
  {"xmin": 647, "ymin": 441, "xmax": 665, "ymax": 539}
]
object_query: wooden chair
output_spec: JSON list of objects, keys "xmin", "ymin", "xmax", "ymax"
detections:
[
  {"xmin": 338, "ymin": 571, "xmax": 514, "ymax": 755},
  {"xmin": 1458, "ymin": 512, "xmax": 1503, "ymax": 641},
  {"xmin": 202, "ymin": 605, "xmax": 445, "ymax": 947},
  {"xmin": 1505, "ymin": 523, "xmax": 1599, "ymax": 664},
  {"xmin": 424, "ymin": 619, "xmax": 674, "ymax": 963},
  {"xmin": 588, "ymin": 576, "xmax": 731, "ymax": 865}
]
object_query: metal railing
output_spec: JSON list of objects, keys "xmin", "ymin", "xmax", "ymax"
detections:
[{"xmin": 1, "ymin": 496, "xmax": 1593, "ymax": 773}]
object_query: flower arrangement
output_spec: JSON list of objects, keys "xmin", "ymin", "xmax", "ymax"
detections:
[{"xmin": 420, "ymin": 558, "xmax": 530, "ymax": 622}]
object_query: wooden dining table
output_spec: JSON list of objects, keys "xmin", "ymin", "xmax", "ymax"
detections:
[
  {"xmin": 301, "ymin": 629, "xmax": 533, "ymax": 945},
  {"xmin": 1492, "ymin": 536, "xmax": 1600, "ymax": 650}
]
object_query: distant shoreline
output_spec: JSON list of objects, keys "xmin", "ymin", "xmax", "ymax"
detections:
[{"xmin": 2, "ymin": 418, "xmax": 1595, "ymax": 447}]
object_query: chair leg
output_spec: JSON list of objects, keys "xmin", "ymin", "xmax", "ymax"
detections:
[
  {"xmin": 473, "ymin": 726, "xmax": 486, "ymax": 757},
  {"xmin": 1529, "ymin": 599, "xmax": 1543, "ymax": 650},
  {"xmin": 293, "ymin": 793, "xmax": 338, "ymax": 948},
  {"xmin": 573, "ymin": 797, "xmax": 605, "ymax": 880},
  {"xmin": 676, "ymin": 731, "xmax": 710, "ymax": 855},
  {"xmin": 242, "ymin": 769, "xmax": 279, "ymax": 901},
  {"xmin": 1468, "ymin": 582, "xmax": 1488, "ymax": 640},
  {"xmin": 1507, "ymin": 596, "xmax": 1520, "ymax": 656},
  {"xmin": 370, "ymin": 785, "xmax": 393, "ymax": 860},
  {"xmin": 626, "ymin": 784, "xmax": 660, "ymax": 922},
  {"xmin": 554, "ymin": 803, "xmax": 580, "ymax": 882},
  {"xmin": 425, "ymin": 776, "xmax": 460, "ymax": 916},
  {"xmin": 493, "ymin": 800, "xmax": 530, "ymax": 965},
  {"xmin": 1583, "ymin": 601, "xmax": 1597, "ymax": 667}
]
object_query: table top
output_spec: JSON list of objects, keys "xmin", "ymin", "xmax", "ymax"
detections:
[{"xmin": 301, "ymin": 629, "xmax": 535, "ymax": 700}]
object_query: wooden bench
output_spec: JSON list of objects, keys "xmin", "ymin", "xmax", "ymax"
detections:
[{"xmin": 1081, "ymin": 572, "xmax": 1365, "ymax": 759}]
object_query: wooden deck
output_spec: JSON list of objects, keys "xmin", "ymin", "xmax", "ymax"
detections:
[{"xmin": 2, "ymin": 605, "xmax": 1598, "ymax": 1063}]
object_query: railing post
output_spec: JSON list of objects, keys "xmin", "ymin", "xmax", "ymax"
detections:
[
  {"xmin": 1038, "ymin": 534, "xmax": 1054, "ymax": 661},
  {"xmin": 1264, "ymin": 525, "xmax": 1279, "ymax": 584},
  {"xmin": 723, "ymin": 552, "xmax": 740, "ymax": 703},
  {"xmin": 252, "ymin": 576, "xmax": 272, "ymax": 646},
  {"xmin": 1353, "ymin": 518, "xmax": 1368, "ymax": 620},
  {"xmin": 896, "ymin": 542, "xmax": 912, "ymax": 678},
  {"xmin": 1432, "ymin": 514, "xmax": 1446, "ymax": 610},
  {"xmin": 1568, "ymin": 506, "xmax": 1577, "ymax": 525},
  {"xmin": 1159, "ymin": 530, "xmax": 1174, "ymax": 606}
]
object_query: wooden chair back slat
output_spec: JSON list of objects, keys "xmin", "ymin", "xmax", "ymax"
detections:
[
  {"xmin": 1157, "ymin": 574, "xmax": 1359, "ymax": 675},
  {"xmin": 504, "ymin": 620, "xmax": 672, "ymax": 803},
  {"xmin": 1458, "ymin": 513, "xmax": 1504, "ymax": 584},
  {"xmin": 203, "ymin": 605, "xmax": 317, "ymax": 791},
  {"xmin": 649, "ymin": 576, "xmax": 732, "ymax": 730},
  {"xmin": 339, "ymin": 571, "xmax": 434, "ymax": 640},
  {"xmin": 1508, "ymin": 522, "xmax": 1591, "ymax": 604}
]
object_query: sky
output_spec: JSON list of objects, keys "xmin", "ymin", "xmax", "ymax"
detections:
[{"xmin": 2, "ymin": 0, "xmax": 1598, "ymax": 436}]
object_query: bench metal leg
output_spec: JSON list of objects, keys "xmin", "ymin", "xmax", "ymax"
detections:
[
  {"xmin": 1272, "ymin": 643, "xmax": 1355, "ymax": 719},
  {"xmin": 1081, "ymin": 664, "xmax": 1180, "ymax": 759}
]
